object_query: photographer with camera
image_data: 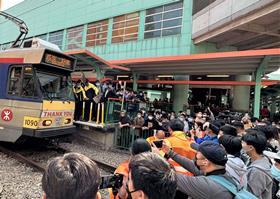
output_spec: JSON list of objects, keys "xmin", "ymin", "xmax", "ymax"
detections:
[
  {"xmin": 192, "ymin": 121, "xmax": 219, "ymax": 144},
  {"xmin": 108, "ymin": 138, "xmax": 152, "ymax": 199},
  {"xmin": 42, "ymin": 153, "xmax": 101, "ymax": 199}
]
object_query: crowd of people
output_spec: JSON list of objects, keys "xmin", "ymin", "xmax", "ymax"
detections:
[
  {"xmin": 41, "ymin": 104, "xmax": 280, "ymax": 199},
  {"xmin": 73, "ymin": 79, "xmax": 173, "ymax": 122}
]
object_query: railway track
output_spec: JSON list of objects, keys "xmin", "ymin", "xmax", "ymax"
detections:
[
  {"xmin": 0, "ymin": 143, "xmax": 117, "ymax": 174},
  {"xmin": 0, "ymin": 145, "xmax": 45, "ymax": 173}
]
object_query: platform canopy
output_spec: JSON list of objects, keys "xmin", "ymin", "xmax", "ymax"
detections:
[
  {"xmin": 110, "ymin": 48, "xmax": 280, "ymax": 75},
  {"xmin": 65, "ymin": 49, "xmax": 129, "ymax": 72}
]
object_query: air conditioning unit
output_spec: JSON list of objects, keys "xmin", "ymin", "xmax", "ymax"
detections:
[{"xmin": 22, "ymin": 38, "xmax": 62, "ymax": 52}]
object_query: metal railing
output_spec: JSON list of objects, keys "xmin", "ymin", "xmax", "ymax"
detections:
[{"xmin": 114, "ymin": 127, "xmax": 154, "ymax": 150}]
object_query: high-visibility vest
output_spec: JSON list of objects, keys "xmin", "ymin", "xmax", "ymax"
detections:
[
  {"xmin": 146, "ymin": 136, "xmax": 156, "ymax": 143},
  {"xmin": 109, "ymin": 160, "xmax": 129, "ymax": 199},
  {"xmin": 166, "ymin": 131, "xmax": 196, "ymax": 160}
]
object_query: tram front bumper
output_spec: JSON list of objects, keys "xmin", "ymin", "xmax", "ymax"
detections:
[{"xmin": 23, "ymin": 125, "xmax": 76, "ymax": 138}]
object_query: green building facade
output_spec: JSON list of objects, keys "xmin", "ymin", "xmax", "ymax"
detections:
[{"xmin": 0, "ymin": 0, "xmax": 234, "ymax": 60}]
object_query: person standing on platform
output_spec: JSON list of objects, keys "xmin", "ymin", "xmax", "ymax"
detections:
[
  {"xmin": 73, "ymin": 80, "xmax": 87, "ymax": 121},
  {"xmin": 83, "ymin": 79, "xmax": 99, "ymax": 122}
]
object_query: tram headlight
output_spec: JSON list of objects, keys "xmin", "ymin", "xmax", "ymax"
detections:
[
  {"xmin": 42, "ymin": 120, "xmax": 52, "ymax": 126},
  {"xmin": 64, "ymin": 118, "xmax": 71, "ymax": 124}
]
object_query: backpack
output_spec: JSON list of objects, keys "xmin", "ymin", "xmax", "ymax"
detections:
[
  {"xmin": 250, "ymin": 165, "xmax": 279, "ymax": 199},
  {"xmin": 208, "ymin": 175, "xmax": 258, "ymax": 199}
]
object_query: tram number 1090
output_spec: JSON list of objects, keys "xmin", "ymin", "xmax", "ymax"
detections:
[
  {"xmin": 23, "ymin": 117, "xmax": 40, "ymax": 129},
  {"xmin": 25, "ymin": 120, "xmax": 38, "ymax": 126}
]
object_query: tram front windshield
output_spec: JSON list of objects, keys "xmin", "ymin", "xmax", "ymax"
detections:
[{"xmin": 36, "ymin": 71, "xmax": 74, "ymax": 101}]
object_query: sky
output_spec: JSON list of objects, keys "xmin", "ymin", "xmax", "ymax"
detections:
[{"xmin": 1, "ymin": 0, "xmax": 24, "ymax": 10}]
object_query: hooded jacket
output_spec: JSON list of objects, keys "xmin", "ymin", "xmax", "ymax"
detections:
[
  {"xmin": 247, "ymin": 156, "xmax": 273, "ymax": 199},
  {"xmin": 226, "ymin": 155, "xmax": 247, "ymax": 189}
]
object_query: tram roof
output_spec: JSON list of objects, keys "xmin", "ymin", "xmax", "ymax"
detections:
[
  {"xmin": 0, "ymin": 48, "xmax": 46, "ymax": 63},
  {"xmin": 109, "ymin": 48, "xmax": 280, "ymax": 75},
  {"xmin": 65, "ymin": 49, "xmax": 130, "ymax": 72}
]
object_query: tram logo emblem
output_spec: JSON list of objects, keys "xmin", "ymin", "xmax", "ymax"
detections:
[{"xmin": 1, "ymin": 109, "xmax": 13, "ymax": 122}]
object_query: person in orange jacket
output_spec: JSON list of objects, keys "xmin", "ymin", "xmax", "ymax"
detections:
[
  {"xmin": 109, "ymin": 139, "xmax": 152, "ymax": 199},
  {"xmin": 165, "ymin": 119, "xmax": 196, "ymax": 160}
]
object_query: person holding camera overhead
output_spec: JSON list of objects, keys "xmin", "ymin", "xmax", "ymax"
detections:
[{"xmin": 191, "ymin": 121, "xmax": 219, "ymax": 144}]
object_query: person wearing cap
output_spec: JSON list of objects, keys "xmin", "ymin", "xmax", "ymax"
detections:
[
  {"xmin": 241, "ymin": 129, "xmax": 273, "ymax": 199},
  {"xmin": 161, "ymin": 140, "xmax": 235, "ymax": 198},
  {"xmin": 193, "ymin": 121, "xmax": 219, "ymax": 144}
]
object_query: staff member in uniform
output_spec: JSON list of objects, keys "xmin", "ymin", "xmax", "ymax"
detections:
[
  {"xmin": 73, "ymin": 80, "xmax": 87, "ymax": 121},
  {"xmin": 83, "ymin": 79, "xmax": 99, "ymax": 122}
]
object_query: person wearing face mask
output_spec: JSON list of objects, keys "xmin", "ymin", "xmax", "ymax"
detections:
[
  {"xmin": 119, "ymin": 111, "xmax": 131, "ymax": 128},
  {"xmin": 142, "ymin": 113, "xmax": 159, "ymax": 137},
  {"xmin": 132, "ymin": 111, "xmax": 144, "ymax": 138},
  {"xmin": 264, "ymin": 150, "xmax": 280, "ymax": 199},
  {"xmin": 103, "ymin": 83, "xmax": 117, "ymax": 102},
  {"xmin": 179, "ymin": 113, "xmax": 189, "ymax": 133},
  {"xmin": 241, "ymin": 129, "xmax": 273, "ymax": 199},
  {"xmin": 84, "ymin": 79, "xmax": 99, "ymax": 121},
  {"xmin": 73, "ymin": 80, "xmax": 88, "ymax": 121},
  {"xmin": 160, "ymin": 141, "xmax": 237, "ymax": 199},
  {"xmin": 170, "ymin": 111, "xmax": 176, "ymax": 120}
]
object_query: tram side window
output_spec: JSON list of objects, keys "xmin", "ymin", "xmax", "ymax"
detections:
[
  {"xmin": 21, "ymin": 67, "xmax": 37, "ymax": 97},
  {"xmin": 8, "ymin": 67, "xmax": 22, "ymax": 96}
]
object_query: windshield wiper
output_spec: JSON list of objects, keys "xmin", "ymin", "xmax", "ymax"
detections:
[
  {"xmin": 40, "ymin": 86, "xmax": 54, "ymax": 103},
  {"xmin": 61, "ymin": 97, "xmax": 71, "ymax": 104}
]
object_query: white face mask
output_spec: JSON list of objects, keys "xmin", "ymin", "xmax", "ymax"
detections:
[
  {"xmin": 137, "ymin": 114, "xmax": 142, "ymax": 118},
  {"xmin": 148, "ymin": 116, "xmax": 153, "ymax": 120},
  {"xmin": 170, "ymin": 116, "xmax": 175, "ymax": 120}
]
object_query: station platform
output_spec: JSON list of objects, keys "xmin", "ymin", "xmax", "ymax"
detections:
[{"xmin": 73, "ymin": 120, "xmax": 118, "ymax": 150}]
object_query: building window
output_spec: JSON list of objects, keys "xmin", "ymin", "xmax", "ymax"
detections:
[
  {"xmin": 86, "ymin": 20, "xmax": 108, "ymax": 47},
  {"xmin": 66, "ymin": 26, "xmax": 83, "ymax": 50},
  {"xmin": 37, "ymin": 34, "xmax": 47, "ymax": 41},
  {"xmin": 144, "ymin": 1, "xmax": 183, "ymax": 39},
  {"xmin": 112, "ymin": 12, "xmax": 139, "ymax": 43},
  {"xmin": 48, "ymin": 31, "xmax": 63, "ymax": 49}
]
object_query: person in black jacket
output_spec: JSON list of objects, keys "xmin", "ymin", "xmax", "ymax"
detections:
[
  {"xmin": 73, "ymin": 80, "xmax": 87, "ymax": 121},
  {"xmin": 83, "ymin": 79, "xmax": 99, "ymax": 121},
  {"xmin": 142, "ymin": 112, "xmax": 160, "ymax": 138}
]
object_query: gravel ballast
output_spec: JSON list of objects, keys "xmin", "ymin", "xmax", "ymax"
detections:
[{"xmin": 0, "ymin": 152, "xmax": 42, "ymax": 199}]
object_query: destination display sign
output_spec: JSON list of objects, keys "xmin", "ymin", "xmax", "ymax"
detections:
[{"xmin": 42, "ymin": 51, "xmax": 75, "ymax": 70}]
